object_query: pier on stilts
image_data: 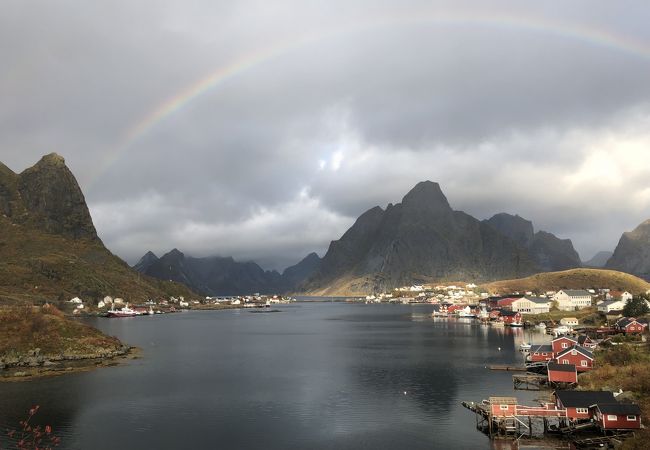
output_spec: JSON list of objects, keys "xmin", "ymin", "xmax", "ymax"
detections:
[{"xmin": 462, "ymin": 397, "xmax": 568, "ymax": 439}]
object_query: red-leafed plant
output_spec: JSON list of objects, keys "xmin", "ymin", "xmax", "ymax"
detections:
[{"xmin": 3, "ymin": 406, "xmax": 60, "ymax": 450}]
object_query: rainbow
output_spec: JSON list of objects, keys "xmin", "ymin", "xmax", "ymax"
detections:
[{"xmin": 94, "ymin": 10, "xmax": 650, "ymax": 185}]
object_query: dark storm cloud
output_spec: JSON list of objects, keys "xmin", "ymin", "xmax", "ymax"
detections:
[{"xmin": 2, "ymin": 0, "xmax": 650, "ymax": 269}]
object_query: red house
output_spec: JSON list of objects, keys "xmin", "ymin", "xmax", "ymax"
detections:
[
  {"xmin": 501, "ymin": 311, "xmax": 522, "ymax": 326},
  {"xmin": 615, "ymin": 317, "xmax": 647, "ymax": 334},
  {"xmin": 554, "ymin": 346, "xmax": 594, "ymax": 372},
  {"xmin": 590, "ymin": 403, "xmax": 642, "ymax": 430},
  {"xmin": 547, "ymin": 362, "xmax": 577, "ymax": 386},
  {"xmin": 528, "ymin": 344, "xmax": 554, "ymax": 362},
  {"xmin": 554, "ymin": 390, "xmax": 615, "ymax": 421},
  {"xmin": 551, "ymin": 336, "xmax": 578, "ymax": 354},
  {"xmin": 577, "ymin": 335, "xmax": 597, "ymax": 350}
]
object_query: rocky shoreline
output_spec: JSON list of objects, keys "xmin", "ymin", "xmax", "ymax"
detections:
[{"xmin": 0, "ymin": 345, "xmax": 138, "ymax": 381}]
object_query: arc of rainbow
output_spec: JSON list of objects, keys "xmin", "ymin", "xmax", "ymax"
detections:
[{"xmin": 93, "ymin": 10, "xmax": 650, "ymax": 187}]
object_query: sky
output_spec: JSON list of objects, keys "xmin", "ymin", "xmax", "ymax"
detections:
[{"xmin": 2, "ymin": 0, "xmax": 650, "ymax": 271}]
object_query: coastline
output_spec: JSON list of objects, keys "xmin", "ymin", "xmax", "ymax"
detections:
[{"xmin": 0, "ymin": 346, "xmax": 140, "ymax": 382}]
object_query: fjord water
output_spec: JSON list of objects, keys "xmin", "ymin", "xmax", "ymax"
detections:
[{"xmin": 0, "ymin": 303, "xmax": 542, "ymax": 449}]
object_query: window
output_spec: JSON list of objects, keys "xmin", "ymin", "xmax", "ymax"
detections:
[
  {"xmin": 581, "ymin": 360, "xmax": 588, "ymax": 367},
  {"xmin": 571, "ymin": 349, "xmax": 577, "ymax": 356},
  {"xmin": 562, "ymin": 359, "xmax": 569, "ymax": 364},
  {"xmin": 607, "ymin": 415, "xmax": 617, "ymax": 421},
  {"xmin": 500, "ymin": 405, "xmax": 509, "ymax": 411},
  {"xmin": 627, "ymin": 415, "xmax": 637, "ymax": 421},
  {"xmin": 576, "ymin": 408, "xmax": 588, "ymax": 414},
  {"xmin": 561, "ymin": 343, "xmax": 568, "ymax": 348}
]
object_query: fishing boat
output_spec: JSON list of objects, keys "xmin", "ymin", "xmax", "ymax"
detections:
[{"xmin": 106, "ymin": 305, "xmax": 138, "ymax": 318}]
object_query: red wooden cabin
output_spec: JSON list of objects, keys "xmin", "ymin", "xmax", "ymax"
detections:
[
  {"xmin": 590, "ymin": 403, "xmax": 642, "ymax": 430},
  {"xmin": 554, "ymin": 346, "xmax": 594, "ymax": 372},
  {"xmin": 547, "ymin": 362, "xmax": 577, "ymax": 385},
  {"xmin": 554, "ymin": 390, "xmax": 615, "ymax": 422},
  {"xmin": 551, "ymin": 336, "xmax": 578, "ymax": 354}
]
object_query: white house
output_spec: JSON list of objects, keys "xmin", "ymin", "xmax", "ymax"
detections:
[
  {"xmin": 512, "ymin": 297, "xmax": 551, "ymax": 314},
  {"xmin": 553, "ymin": 290, "xmax": 592, "ymax": 311},
  {"xmin": 621, "ymin": 291, "xmax": 633, "ymax": 302},
  {"xmin": 114, "ymin": 298, "xmax": 125, "ymax": 305},
  {"xmin": 560, "ymin": 317, "xmax": 579, "ymax": 326},
  {"xmin": 598, "ymin": 299, "xmax": 626, "ymax": 313},
  {"xmin": 103, "ymin": 296, "xmax": 113, "ymax": 305},
  {"xmin": 68, "ymin": 297, "xmax": 82, "ymax": 304},
  {"xmin": 97, "ymin": 300, "xmax": 106, "ymax": 308}
]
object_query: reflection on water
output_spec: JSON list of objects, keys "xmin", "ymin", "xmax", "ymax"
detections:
[{"xmin": 0, "ymin": 303, "xmax": 544, "ymax": 450}]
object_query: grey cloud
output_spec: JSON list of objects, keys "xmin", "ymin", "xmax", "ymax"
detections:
[{"xmin": 2, "ymin": 0, "xmax": 650, "ymax": 270}]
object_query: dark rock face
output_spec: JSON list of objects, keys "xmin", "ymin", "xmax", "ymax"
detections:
[
  {"xmin": 485, "ymin": 213, "xmax": 535, "ymax": 248},
  {"xmin": 133, "ymin": 251, "xmax": 159, "ymax": 272},
  {"xmin": 135, "ymin": 249, "xmax": 289, "ymax": 296},
  {"xmin": 485, "ymin": 213, "xmax": 581, "ymax": 272},
  {"xmin": 606, "ymin": 220, "xmax": 650, "ymax": 279},
  {"xmin": 16, "ymin": 153, "xmax": 98, "ymax": 240},
  {"xmin": 281, "ymin": 252, "xmax": 321, "ymax": 288},
  {"xmin": 583, "ymin": 251, "xmax": 613, "ymax": 268},
  {"xmin": 306, "ymin": 181, "xmax": 538, "ymax": 292}
]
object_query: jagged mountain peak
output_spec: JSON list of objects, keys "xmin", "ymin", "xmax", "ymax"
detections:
[{"xmin": 401, "ymin": 181, "xmax": 451, "ymax": 211}]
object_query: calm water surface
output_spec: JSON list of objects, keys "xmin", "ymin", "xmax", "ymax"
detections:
[{"xmin": 0, "ymin": 303, "xmax": 548, "ymax": 449}]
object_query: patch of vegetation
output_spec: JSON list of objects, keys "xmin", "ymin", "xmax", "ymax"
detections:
[
  {"xmin": 481, "ymin": 268, "xmax": 650, "ymax": 295},
  {"xmin": 0, "ymin": 305, "xmax": 120, "ymax": 356},
  {"xmin": 624, "ymin": 294, "xmax": 650, "ymax": 317},
  {"xmin": 580, "ymin": 341, "xmax": 650, "ymax": 449},
  {"xmin": 0, "ymin": 218, "xmax": 198, "ymax": 307}
]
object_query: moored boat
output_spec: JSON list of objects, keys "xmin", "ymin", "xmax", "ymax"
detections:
[{"xmin": 106, "ymin": 305, "xmax": 138, "ymax": 318}]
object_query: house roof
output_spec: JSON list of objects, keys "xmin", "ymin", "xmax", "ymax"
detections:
[
  {"xmin": 555, "ymin": 390, "xmax": 615, "ymax": 407},
  {"xmin": 594, "ymin": 403, "xmax": 642, "ymax": 415},
  {"xmin": 615, "ymin": 317, "xmax": 643, "ymax": 328},
  {"xmin": 577, "ymin": 335, "xmax": 592, "ymax": 345},
  {"xmin": 555, "ymin": 345, "xmax": 594, "ymax": 360},
  {"xmin": 552, "ymin": 335, "xmax": 578, "ymax": 344},
  {"xmin": 600, "ymin": 299, "xmax": 625, "ymax": 307},
  {"xmin": 520, "ymin": 296, "xmax": 551, "ymax": 304},
  {"xmin": 500, "ymin": 310, "xmax": 520, "ymax": 317},
  {"xmin": 561, "ymin": 290, "xmax": 591, "ymax": 297},
  {"xmin": 497, "ymin": 298, "xmax": 518, "ymax": 307},
  {"xmin": 547, "ymin": 362, "xmax": 576, "ymax": 373}
]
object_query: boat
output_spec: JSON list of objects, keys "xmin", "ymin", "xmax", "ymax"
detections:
[
  {"xmin": 535, "ymin": 322, "xmax": 547, "ymax": 330},
  {"xmin": 106, "ymin": 305, "xmax": 138, "ymax": 318},
  {"xmin": 508, "ymin": 321, "xmax": 524, "ymax": 327},
  {"xmin": 552, "ymin": 325, "xmax": 572, "ymax": 336},
  {"xmin": 519, "ymin": 342, "xmax": 532, "ymax": 352}
]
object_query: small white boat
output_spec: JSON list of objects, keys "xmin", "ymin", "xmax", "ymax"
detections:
[
  {"xmin": 519, "ymin": 342, "xmax": 532, "ymax": 352},
  {"xmin": 535, "ymin": 322, "xmax": 547, "ymax": 330}
]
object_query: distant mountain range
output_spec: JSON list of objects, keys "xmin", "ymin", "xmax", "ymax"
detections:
[
  {"xmin": 583, "ymin": 251, "xmax": 614, "ymax": 268},
  {"xmin": 302, "ymin": 181, "xmax": 582, "ymax": 295},
  {"xmin": 133, "ymin": 249, "xmax": 321, "ymax": 296},
  {"xmin": 0, "ymin": 154, "xmax": 197, "ymax": 304},
  {"xmin": 136, "ymin": 181, "xmax": 590, "ymax": 296},
  {"xmin": 6, "ymin": 154, "xmax": 650, "ymax": 299}
]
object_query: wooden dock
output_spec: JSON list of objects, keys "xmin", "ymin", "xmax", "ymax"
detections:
[{"xmin": 488, "ymin": 365, "xmax": 527, "ymax": 372}]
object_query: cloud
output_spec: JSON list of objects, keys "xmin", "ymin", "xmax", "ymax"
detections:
[{"xmin": 2, "ymin": 0, "xmax": 650, "ymax": 268}]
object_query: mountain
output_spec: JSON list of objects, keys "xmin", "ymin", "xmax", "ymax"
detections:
[
  {"xmin": 133, "ymin": 249, "xmax": 321, "ymax": 296},
  {"xmin": 281, "ymin": 252, "xmax": 321, "ymax": 288},
  {"xmin": 0, "ymin": 153, "xmax": 197, "ymax": 305},
  {"xmin": 606, "ymin": 219, "xmax": 650, "ymax": 280},
  {"xmin": 482, "ymin": 268, "xmax": 650, "ymax": 295},
  {"xmin": 303, "ymin": 181, "xmax": 539, "ymax": 295},
  {"xmin": 583, "ymin": 251, "xmax": 613, "ymax": 268},
  {"xmin": 485, "ymin": 213, "xmax": 581, "ymax": 271}
]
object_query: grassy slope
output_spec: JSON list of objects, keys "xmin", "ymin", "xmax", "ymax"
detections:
[
  {"xmin": 481, "ymin": 268, "xmax": 650, "ymax": 295},
  {"xmin": 580, "ymin": 341, "xmax": 650, "ymax": 449},
  {"xmin": 0, "ymin": 306, "xmax": 121, "ymax": 356},
  {"xmin": 0, "ymin": 217, "xmax": 198, "ymax": 305}
]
